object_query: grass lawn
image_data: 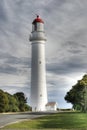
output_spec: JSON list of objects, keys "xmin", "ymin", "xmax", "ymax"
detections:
[{"xmin": 2, "ymin": 112, "xmax": 87, "ymax": 129}]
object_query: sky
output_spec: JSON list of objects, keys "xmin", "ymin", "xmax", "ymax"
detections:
[{"xmin": 0, "ymin": 0, "xmax": 87, "ymax": 109}]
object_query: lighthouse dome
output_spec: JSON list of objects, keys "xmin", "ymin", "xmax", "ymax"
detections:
[{"xmin": 32, "ymin": 15, "xmax": 44, "ymax": 24}]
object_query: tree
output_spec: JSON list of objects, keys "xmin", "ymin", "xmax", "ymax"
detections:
[
  {"xmin": 14, "ymin": 92, "xmax": 28, "ymax": 111},
  {"xmin": 0, "ymin": 90, "xmax": 9, "ymax": 112},
  {"xmin": 65, "ymin": 74, "xmax": 87, "ymax": 112},
  {"xmin": 0, "ymin": 90, "xmax": 30, "ymax": 112},
  {"xmin": 5, "ymin": 92, "xmax": 19, "ymax": 112}
]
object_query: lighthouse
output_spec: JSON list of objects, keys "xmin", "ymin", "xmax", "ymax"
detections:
[{"xmin": 30, "ymin": 15, "xmax": 47, "ymax": 111}]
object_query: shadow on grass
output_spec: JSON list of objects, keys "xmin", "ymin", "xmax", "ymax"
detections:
[{"xmin": 35, "ymin": 112, "xmax": 87, "ymax": 129}]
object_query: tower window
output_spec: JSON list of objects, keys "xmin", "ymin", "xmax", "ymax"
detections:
[
  {"xmin": 34, "ymin": 23, "xmax": 37, "ymax": 31},
  {"xmin": 40, "ymin": 94, "xmax": 42, "ymax": 97},
  {"xmin": 39, "ymin": 61, "xmax": 41, "ymax": 64}
]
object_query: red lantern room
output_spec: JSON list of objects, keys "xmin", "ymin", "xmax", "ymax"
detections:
[
  {"xmin": 32, "ymin": 15, "xmax": 44, "ymax": 24},
  {"xmin": 32, "ymin": 15, "xmax": 44, "ymax": 32},
  {"xmin": 30, "ymin": 15, "xmax": 46, "ymax": 41}
]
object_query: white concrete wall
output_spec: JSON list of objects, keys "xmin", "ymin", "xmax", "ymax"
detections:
[
  {"xmin": 31, "ymin": 42, "xmax": 47, "ymax": 111},
  {"xmin": 46, "ymin": 105, "xmax": 57, "ymax": 111}
]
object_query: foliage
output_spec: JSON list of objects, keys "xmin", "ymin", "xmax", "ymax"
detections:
[
  {"xmin": 5, "ymin": 92, "xmax": 19, "ymax": 112},
  {"xmin": 14, "ymin": 92, "xmax": 28, "ymax": 111},
  {"xmin": 0, "ymin": 89, "xmax": 30, "ymax": 113},
  {"xmin": 4, "ymin": 112, "xmax": 87, "ymax": 129},
  {"xmin": 24, "ymin": 104, "xmax": 32, "ymax": 111},
  {"xmin": 0, "ymin": 90, "xmax": 9, "ymax": 112},
  {"xmin": 65, "ymin": 74, "xmax": 87, "ymax": 112}
]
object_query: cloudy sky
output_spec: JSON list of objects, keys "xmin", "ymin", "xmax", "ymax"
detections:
[{"xmin": 0, "ymin": 0, "xmax": 87, "ymax": 108}]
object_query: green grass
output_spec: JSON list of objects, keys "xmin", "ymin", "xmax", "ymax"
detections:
[{"xmin": 2, "ymin": 112, "xmax": 87, "ymax": 129}]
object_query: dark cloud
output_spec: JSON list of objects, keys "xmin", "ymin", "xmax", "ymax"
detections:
[
  {"xmin": 0, "ymin": 52, "xmax": 31, "ymax": 75},
  {"xmin": 0, "ymin": 64, "xmax": 18, "ymax": 74},
  {"xmin": 5, "ymin": 56, "xmax": 31, "ymax": 67},
  {"xmin": 0, "ymin": 1, "xmax": 8, "ymax": 22},
  {"xmin": 47, "ymin": 56, "xmax": 87, "ymax": 75},
  {"xmin": 0, "ymin": 52, "xmax": 30, "ymax": 66}
]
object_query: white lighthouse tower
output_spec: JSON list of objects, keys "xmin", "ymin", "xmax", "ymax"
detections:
[{"xmin": 30, "ymin": 15, "xmax": 47, "ymax": 111}]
